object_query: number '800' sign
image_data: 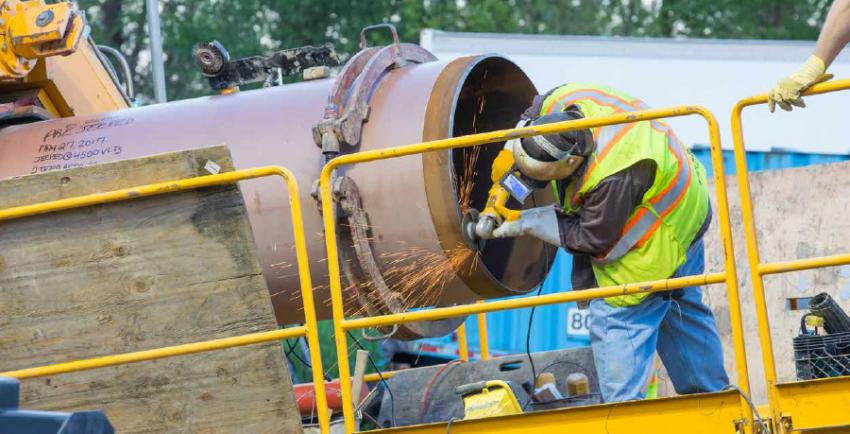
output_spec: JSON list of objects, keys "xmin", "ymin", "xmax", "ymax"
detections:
[{"xmin": 567, "ymin": 307, "xmax": 591, "ymax": 337}]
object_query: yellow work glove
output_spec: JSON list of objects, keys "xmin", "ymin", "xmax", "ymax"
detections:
[{"xmin": 768, "ymin": 55, "xmax": 833, "ymax": 112}]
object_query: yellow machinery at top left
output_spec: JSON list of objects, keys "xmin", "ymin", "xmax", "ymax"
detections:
[{"xmin": 0, "ymin": 0, "xmax": 129, "ymax": 120}]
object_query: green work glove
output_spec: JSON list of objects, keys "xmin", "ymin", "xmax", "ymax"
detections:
[
  {"xmin": 768, "ymin": 55, "xmax": 833, "ymax": 112},
  {"xmin": 491, "ymin": 205, "xmax": 562, "ymax": 247}
]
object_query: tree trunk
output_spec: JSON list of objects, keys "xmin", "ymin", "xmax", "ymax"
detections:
[
  {"xmin": 101, "ymin": 0, "xmax": 124, "ymax": 48},
  {"xmin": 658, "ymin": 0, "xmax": 675, "ymax": 37}
]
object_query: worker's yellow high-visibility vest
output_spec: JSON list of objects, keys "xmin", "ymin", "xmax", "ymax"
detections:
[{"xmin": 540, "ymin": 83, "xmax": 709, "ymax": 307}]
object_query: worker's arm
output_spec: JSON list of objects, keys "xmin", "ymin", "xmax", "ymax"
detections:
[
  {"xmin": 769, "ymin": 0, "xmax": 850, "ymax": 112},
  {"xmin": 816, "ymin": 0, "xmax": 850, "ymax": 67},
  {"xmin": 556, "ymin": 160, "xmax": 655, "ymax": 255},
  {"xmin": 492, "ymin": 160, "xmax": 655, "ymax": 252}
]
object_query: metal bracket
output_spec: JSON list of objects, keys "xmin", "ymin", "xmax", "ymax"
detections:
[
  {"xmin": 0, "ymin": 99, "xmax": 52, "ymax": 127},
  {"xmin": 361, "ymin": 324, "xmax": 398, "ymax": 342},
  {"xmin": 779, "ymin": 416, "xmax": 791, "ymax": 434},
  {"xmin": 757, "ymin": 417, "xmax": 775, "ymax": 434},
  {"xmin": 333, "ymin": 175, "xmax": 403, "ymax": 337},
  {"xmin": 193, "ymin": 41, "xmax": 340, "ymax": 91},
  {"xmin": 311, "ymin": 24, "xmax": 437, "ymax": 155},
  {"xmin": 359, "ymin": 23, "xmax": 400, "ymax": 52},
  {"xmin": 734, "ymin": 418, "xmax": 747, "ymax": 434}
]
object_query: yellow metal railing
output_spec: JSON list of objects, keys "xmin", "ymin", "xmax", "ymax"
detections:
[
  {"xmin": 457, "ymin": 304, "xmax": 490, "ymax": 361},
  {"xmin": 0, "ymin": 166, "xmax": 331, "ymax": 434},
  {"xmin": 320, "ymin": 106, "xmax": 752, "ymax": 433},
  {"xmin": 457, "ymin": 322, "xmax": 470, "ymax": 361},
  {"xmin": 476, "ymin": 303, "xmax": 490, "ymax": 361},
  {"xmin": 731, "ymin": 78, "xmax": 850, "ymax": 431}
]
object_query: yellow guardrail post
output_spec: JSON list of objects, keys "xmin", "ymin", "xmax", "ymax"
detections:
[
  {"xmin": 0, "ymin": 166, "xmax": 331, "ymax": 434},
  {"xmin": 320, "ymin": 106, "xmax": 751, "ymax": 434},
  {"xmin": 477, "ymin": 301, "xmax": 489, "ymax": 361},
  {"xmin": 730, "ymin": 78, "xmax": 850, "ymax": 428},
  {"xmin": 457, "ymin": 322, "xmax": 470, "ymax": 361}
]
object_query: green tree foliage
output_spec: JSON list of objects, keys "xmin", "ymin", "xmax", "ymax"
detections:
[{"xmin": 81, "ymin": 0, "xmax": 832, "ymax": 102}]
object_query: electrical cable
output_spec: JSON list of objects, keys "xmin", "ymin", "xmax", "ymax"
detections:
[
  {"xmin": 284, "ymin": 337, "xmax": 331, "ymax": 381},
  {"xmin": 525, "ymin": 194, "xmax": 552, "ymax": 401},
  {"xmin": 284, "ymin": 338, "xmax": 311, "ymax": 366},
  {"xmin": 723, "ymin": 384, "xmax": 769, "ymax": 434},
  {"xmin": 346, "ymin": 330, "xmax": 396, "ymax": 428},
  {"xmin": 361, "ymin": 409, "xmax": 383, "ymax": 429},
  {"xmin": 284, "ymin": 337, "xmax": 331, "ymax": 419},
  {"xmin": 419, "ymin": 359, "xmax": 465, "ymax": 423},
  {"xmin": 524, "ymin": 186, "xmax": 603, "ymax": 409},
  {"xmin": 525, "ymin": 283, "xmax": 544, "ymax": 398},
  {"xmin": 285, "ymin": 338, "xmax": 311, "ymax": 366},
  {"xmin": 445, "ymin": 416, "xmax": 459, "ymax": 433}
]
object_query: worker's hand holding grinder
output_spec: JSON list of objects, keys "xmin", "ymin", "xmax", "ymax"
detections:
[
  {"xmin": 768, "ymin": 0, "xmax": 850, "ymax": 112},
  {"xmin": 491, "ymin": 206, "xmax": 562, "ymax": 246},
  {"xmin": 479, "ymin": 108, "xmax": 592, "ymax": 246}
]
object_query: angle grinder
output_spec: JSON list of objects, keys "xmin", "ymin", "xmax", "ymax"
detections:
[
  {"xmin": 460, "ymin": 148, "xmax": 535, "ymax": 251},
  {"xmin": 461, "ymin": 209, "xmax": 487, "ymax": 251}
]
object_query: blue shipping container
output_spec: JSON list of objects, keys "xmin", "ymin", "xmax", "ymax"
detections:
[{"xmin": 691, "ymin": 145, "xmax": 850, "ymax": 177}]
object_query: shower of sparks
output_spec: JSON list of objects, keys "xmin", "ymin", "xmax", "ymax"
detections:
[
  {"xmin": 272, "ymin": 85, "xmax": 492, "ymax": 319},
  {"xmin": 457, "ymin": 94, "xmax": 488, "ymax": 213},
  {"xmin": 377, "ymin": 243, "xmax": 478, "ymax": 311},
  {"xmin": 331, "ymin": 241, "xmax": 480, "ymax": 318},
  {"xmin": 280, "ymin": 220, "xmax": 483, "ymax": 318},
  {"xmin": 458, "ymin": 145, "xmax": 481, "ymax": 213},
  {"xmin": 269, "ymin": 229, "xmax": 482, "ymax": 321}
]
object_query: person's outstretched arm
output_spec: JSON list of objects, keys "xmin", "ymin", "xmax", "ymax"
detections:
[
  {"xmin": 769, "ymin": 0, "xmax": 850, "ymax": 112},
  {"xmin": 816, "ymin": 0, "xmax": 850, "ymax": 67}
]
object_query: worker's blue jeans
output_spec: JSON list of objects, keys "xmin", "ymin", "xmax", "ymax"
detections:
[{"xmin": 588, "ymin": 239, "xmax": 729, "ymax": 402}]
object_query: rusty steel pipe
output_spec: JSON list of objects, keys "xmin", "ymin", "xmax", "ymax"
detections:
[{"xmin": 0, "ymin": 53, "xmax": 553, "ymax": 333}]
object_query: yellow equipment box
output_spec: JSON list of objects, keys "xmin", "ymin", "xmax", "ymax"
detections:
[{"xmin": 456, "ymin": 380, "xmax": 523, "ymax": 420}]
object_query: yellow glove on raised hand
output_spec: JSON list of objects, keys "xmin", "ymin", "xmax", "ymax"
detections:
[{"xmin": 769, "ymin": 55, "xmax": 833, "ymax": 112}]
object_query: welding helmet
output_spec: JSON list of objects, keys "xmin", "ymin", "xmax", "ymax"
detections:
[{"xmin": 509, "ymin": 107, "xmax": 595, "ymax": 182}]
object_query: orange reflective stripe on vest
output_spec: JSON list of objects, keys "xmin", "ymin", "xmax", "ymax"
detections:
[{"xmin": 545, "ymin": 87, "xmax": 691, "ymax": 264}]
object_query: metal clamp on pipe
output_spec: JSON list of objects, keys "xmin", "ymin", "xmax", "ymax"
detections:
[
  {"xmin": 334, "ymin": 174, "xmax": 466, "ymax": 340},
  {"xmin": 311, "ymin": 23, "xmax": 437, "ymax": 154}
]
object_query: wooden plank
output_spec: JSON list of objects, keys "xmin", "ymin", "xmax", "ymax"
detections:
[{"xmin": 0, "ymin": 146, "xmax": 303, "ymax": 433}]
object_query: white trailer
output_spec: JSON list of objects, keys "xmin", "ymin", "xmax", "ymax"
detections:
[{"xmin": 421, "ymin": 30, "xmax": 850, "ymax": 154}]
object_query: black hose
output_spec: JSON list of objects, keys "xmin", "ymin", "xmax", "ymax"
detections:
[{"xmin": 809, "ymin": 292, "xmax": 850, "ymax": 333}]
